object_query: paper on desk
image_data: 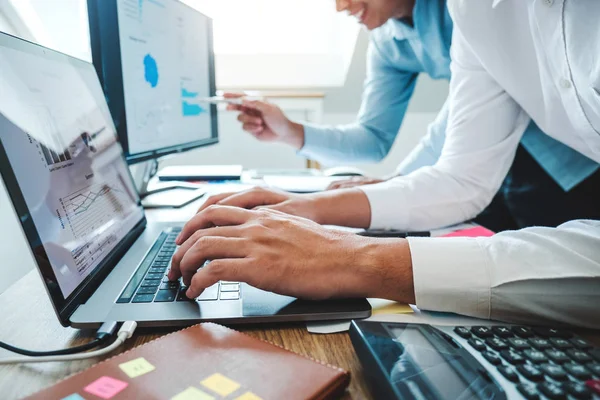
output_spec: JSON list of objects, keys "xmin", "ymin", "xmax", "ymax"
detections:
[
  {"xmin": 306, "ymin": 299, "xmax": 415, "ymax": 334},
  {"xmin": 368, "ymin": 307, "xmax": 502, "ymax": 326}
]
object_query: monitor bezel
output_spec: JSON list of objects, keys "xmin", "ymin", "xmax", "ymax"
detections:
[
  {"xmin": 87, "ymin": 0, "xmax": 219, "ymax": 165},
  {"xmin": 0, "ymin": 31, "xmax": 147, "ymax": 327}
]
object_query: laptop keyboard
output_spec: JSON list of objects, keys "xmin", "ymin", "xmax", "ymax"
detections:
[
  {"xmin": 453, "ymin": 325, "xmax": 600, "ymax": 399},
  {"xmin": 116, "ymin": 228, "xmax": 241, "ymax": 304}
]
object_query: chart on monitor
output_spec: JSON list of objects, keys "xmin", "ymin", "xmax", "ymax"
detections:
[{"xmin": 117, "ymin": 0, "xmax": 214, "ymax": 155}]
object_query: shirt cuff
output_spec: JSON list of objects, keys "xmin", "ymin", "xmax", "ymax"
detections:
[
  {"xmin": 407, "ymin": 236, "xmax": 492, "ymax": 319},
  {"xmin": 297, "ymin": 123, "xmax": 328, "ymax": 160},
  {"xmin": 359, "ymin": 181, "xmax": 410, "ymax": 229}
]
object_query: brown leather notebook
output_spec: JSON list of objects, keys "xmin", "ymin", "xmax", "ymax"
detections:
[{"xmin": 26, "ymin": 323, "xmax": 350, "ymax": 400}]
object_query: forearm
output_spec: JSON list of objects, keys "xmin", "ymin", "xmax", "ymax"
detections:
[{"xmin": 310, "ymin": 188, "xmax": 372, "ymax": 228}]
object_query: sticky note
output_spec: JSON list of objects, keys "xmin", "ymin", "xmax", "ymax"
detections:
[
  {"xmin": 235, "ymin": 392, "xmax": 264, "ymax": 400},
  {"xmin": 61, "ymin": 394, "xmax": 85, "ymax": 400},
  {"xmin": 371, "ymin": 300, "xmax": 414, "ymax": 316},
  {"xmin": 171, "ymin": 387, "xmax": 215, "ymax": 400},
  {"xmin": 442, "ymin": 226, "xmax": 495, "ymax": 238},
  {"xmin": 84, "ymin": 376, "xmax": 128, "ymax": 399},
  {"xmin": 119, "ymin": 357, "xmax": 156, "ymax": 378},
  {"xmin": 201, "ymin": 373, "xmax": 241, "ymax": 397}
]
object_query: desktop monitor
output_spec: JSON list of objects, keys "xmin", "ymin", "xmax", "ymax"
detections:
[{"xmin": 87, "ymin": 0, "xmax": 218, "ymax": 165}]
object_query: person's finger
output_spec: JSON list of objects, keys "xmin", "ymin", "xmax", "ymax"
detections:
[
  {"xmin": 186, "ymin": 259, "xmax": 252, "ymax": 299},
  {"xmin": 226, "ymin": 104, "xmax": 243, "ymax": 112},
  {"xmin": 169, "ymin": 226, "xmax": 243, "ymax": 281},
  {"xmin": 215, "ymin": 188, "xmax": 284, "ymax": 210},
  {"xmin": 326, "ymin": 180, "xmax": 350, "ymax": 190},
  {"xmin": 223, "ymin": 92, "xmax": 244, "ymax": 99},
  {"xmin": 196, "ymin": 192, "xmax": 237, "ymax": 214},
  {"xmin": 237, "ymin": 113, "xmax": 263, "ymax": 125},
  {"xmin": 241, "ymin": 99, "xmax": 271, "ymax": 114},
  {"xmin": 244, "ymin": 124, "xmax": 264, "ymax": 135},
  {"xmin": 179, "ymin": 236, "xmax": 249, "ymax": 286},
  {"xmin": 176, "ymin": 206, "xmax": 253, "ymax": 245}
]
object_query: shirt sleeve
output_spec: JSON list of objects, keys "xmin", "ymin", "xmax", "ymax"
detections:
[
  {"xmin": 360, "ymin": 25, "xmax": 531, "ymax": 231},
  {"xmin": 408, "ymin": 220, "xmax": 600, "ymax": 328},
  {"xmin": 298, "ymin": 39, "xmax": 418, "ymax": 166}
]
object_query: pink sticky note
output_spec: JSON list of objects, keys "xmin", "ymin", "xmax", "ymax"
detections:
[
  {"xmin": 443, "ymin": 226, "xmax": 495, "ymax": 238},
  {"xmin": 84, "ymin": 376, "xmax": 129, "ymax": 399}
]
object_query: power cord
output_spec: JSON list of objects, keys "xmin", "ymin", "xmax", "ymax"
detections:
[
  {"xmin": 0, "ymin": 321, "xmax": 118, "ymax": 357},
  {"xmin": 0, "ymin": 321, "xmax": 137, "ymax": 365}
]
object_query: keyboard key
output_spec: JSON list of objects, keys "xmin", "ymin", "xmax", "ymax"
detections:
[
  {"xmin": 497, "ymin": 365, "xmax": 519, "ymax": 382},
  {"xmin": 500, "ymin": 349, "xmax": 526, "ymax": 365},
  {"xmin": 518, "ymin": 364, "xmax": 544, "ymax": 382},
  {"xmin": 524, "ymin": 349, "xmax": 549, "ymax": 364},
  {"xmin": 508, "ymin": 338, "xmax": 531, "ymax": 350},
  {"xmin": 152, "ymin": 261, "xmax": 169, "ymax": 267},
  {"xmin": 587, "ymin": 363, "xmax": 600, "ymax": 376},
  {"xmin": 571, "ymin": 338, "xmax": 593, "ymax": 350},
  {"xmin": 220, "ymin": 292, "xmax": 240, "ymax": 300},
  {"xmin": 517, "ymin": 383, "xmax": 540, "ymax": 400},
  {"xmin": 550, "ymin": 338, "xmax": 573, "ymax": 350},
  {"xmin": 176, "ymin": 287, "xmax": 192, "ymax": 302},
  {"xmin": 492, "ymin": 326, "xmax": 514, "ymax": 338},
  {"xmin": 149, "ymin": 267, "xmax": 166, "ymax": 274},
  {"xmin": 482, "ymin": 350, "xmax": 502, "ymax": 365},
  {"xmin": 154, "ymin": 289, "xmax": 177, "ymax": 302},
  {"xmin": 591, "ymin": 349, "xmax": 600, "ymax": 362},
  {"xmin": 160, "ymin": 282, "xmax": 180, "ymax": 290},
  {"xmin": 146, "ymin": 273, "xmax": 162, "ymax": 280},
  {"xmin": 546, "ymin": 349, "xmax": 571, "ymax": 364},
  {"xmin": 471, "ymin": 326, "xmax": 494, "ymax": 338},
  {"xmin": 538, "ymin": 382, "xmax": 566, "ymax": 400},
  {"xmin": 141, "ymin": 279, "xmax": 161, "ymax": 287},
  {"xmin": 468, "ymin": 338, "xmax": 486, "ymax": 352},
  {"xmin": 196, "ymin": 284, "xmax": 219, "ymax": 301},
  {"xmin": 453, "ymin": 327, "xmax": 472, "ymax": 339},
  {"xmin": 162, "ymin": 276, "xmax": 174, "ymax": 283},
  {"xmin": 564, "ymin": 363, "xmax": 592, "ymax": 380},
  {"xmin": 137, "ymin": 286, "xmax": 159, "ymax": 295},
  {"xmin": 132, "ymin": 294, "xmax": 155, "ymax": 303},
  {"xmin": 567, "ymin": 349, "xmax": 594, "ymax": 363},
  {"xmin": 563, "ymin": 382, "xmax": 592, "ymax": 400},
  {"xmin": 532, "ymin": 328, "xmax": 572, "ymax": 339},
  {"xmin": 540, "ymin": 363, "xmax": 569, "ymax": 381},
  {"xmin": 220, "ymin": 283, "xmax": 240, "ymax": 292},
  {"xmin": 586, "ymin": 380, "xmax": 600, "ymax": 396},
  {"xmin": 486, "ymin": 337, "xmax": 509, "ymax": 351},
  {"xmin": 512, "ymin": 326, "xmax": 535, "ymax": 338},
  {"xmin": 529, "ymin": 338, "xmax": 552, "ymax": 350}
]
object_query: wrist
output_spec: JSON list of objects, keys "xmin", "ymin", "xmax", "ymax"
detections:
[
  {"xmin": 311, "ymin": 189, "xmax": 371, "ymax": 228},
  {"xmin": 283, "ymin": 121, "xmax": 305, "ymax": 150}
]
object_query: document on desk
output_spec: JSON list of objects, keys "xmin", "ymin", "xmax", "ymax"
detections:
[{"xmin": 263, "ymin": 176, "xmax": 346, "ymax": 193}]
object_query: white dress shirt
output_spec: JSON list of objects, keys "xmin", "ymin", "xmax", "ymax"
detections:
[{"xmin": 360, "ymin": 0, "xmax": 600, "ymax": 327}]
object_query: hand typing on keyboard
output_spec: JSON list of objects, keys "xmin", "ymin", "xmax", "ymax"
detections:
[{"xmin": 168, "ymin": 205, "xmax": 415, "ymax": 303}]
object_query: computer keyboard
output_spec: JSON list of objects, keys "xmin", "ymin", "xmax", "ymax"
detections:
[
  {"xmin": 453, "ymin": 325, "xmax": 600, "ymax": 399},
  {"xmin": 117, "ymin": 228, "xmax": 241, "ymax": 304}
]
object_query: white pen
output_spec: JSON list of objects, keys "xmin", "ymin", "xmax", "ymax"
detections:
[{"xmin": 196, "ymin": 96, "xmax": 263, "ymax": 105}]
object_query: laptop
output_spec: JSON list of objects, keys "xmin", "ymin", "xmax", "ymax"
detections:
[{"xmin": 0, "ymin": 32, "xmax": 371, "ymax": 328}]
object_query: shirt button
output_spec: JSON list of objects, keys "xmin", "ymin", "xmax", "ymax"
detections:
[
  {"xmin": 542, "ymin": 0, "xmax": 554, "ymax": 6},
  {"xmin": 560, "ymin": 79, "xmax": 572, "ymax": 89}
]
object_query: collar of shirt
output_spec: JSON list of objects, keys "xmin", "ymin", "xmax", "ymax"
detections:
[{"xmin": 382, "ymin": 0, "xmax": 429, "ymax": 41}]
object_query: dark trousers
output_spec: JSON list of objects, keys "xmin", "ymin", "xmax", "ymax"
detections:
[{"xmin": 474, "ymin": 145, "xmax": 600, "ymax": 232}]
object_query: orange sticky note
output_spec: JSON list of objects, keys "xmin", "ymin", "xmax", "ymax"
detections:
[
  {"xmin": 84, "ymin": 376, "xmax": 128, "ymax": 399},
  {"xmin": 201, "ymin": 373, "xmax": 241, "ymax": 396},
  {"xmin": 443, "ymin": 227, "xmax": 495, "ymax": 238}
]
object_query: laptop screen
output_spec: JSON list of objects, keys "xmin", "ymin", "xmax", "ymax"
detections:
[{"xmin": 0, "ymin": 34, "xmax": 145, "ymax": 299}]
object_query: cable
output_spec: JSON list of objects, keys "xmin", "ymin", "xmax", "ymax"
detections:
[
  {"xmin": 0, "ymin": 321, "xmax": 118, "ymax": 357},
  {"xmin": 0, "ymin": 321, "xmax": 137, "ymax": 365}
]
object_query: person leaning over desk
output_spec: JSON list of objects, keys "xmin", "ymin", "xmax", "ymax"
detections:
[
  {"xmin": 226, "ymin": 0, "xmax": 599, "ymax": 232},
  {"xmin": 169, "ymin": 0, "xmax": 600, "ymax": 328}
]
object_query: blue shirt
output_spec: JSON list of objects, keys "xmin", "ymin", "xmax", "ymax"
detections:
[{"xmin": 299, "ymin": 0, "xmax": 598, "ymax": 191}]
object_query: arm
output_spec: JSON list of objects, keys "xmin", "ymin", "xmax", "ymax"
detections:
[
  {"xmin": 298, "ymin": 40, "xmax": 418, "ymax": 165},
  {"xmin": 409, "ymin": 220, "xmax": 600, "ymax": 328}
]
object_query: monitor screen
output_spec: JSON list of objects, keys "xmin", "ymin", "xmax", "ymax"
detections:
[
  {"xmin": 88, "ymin": 0, "xmax": 218, "ymax": 164},
  {"xmin": 0, "ymin": 32, "xmax": 145, "ymax": 300}
]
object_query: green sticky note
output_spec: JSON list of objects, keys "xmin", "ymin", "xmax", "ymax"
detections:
[
  {"xmin": 118, "ymin": 357, "xmax": 156, "ymax": 378},
  {"xmin": 171, "ymin": 387, "xmax": 215, "ymax": 400}
]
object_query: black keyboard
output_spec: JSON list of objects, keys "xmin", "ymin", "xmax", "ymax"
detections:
[
  {"xmin": 453, "ymin": 325, "xmax": 600, "ymax": 399},
  {"xmin": 116, "ymin": 228, "xmax": 241, "ymax": 304}
]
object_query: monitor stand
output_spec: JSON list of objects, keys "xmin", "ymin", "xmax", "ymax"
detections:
[{"xmin": 135, "ymin": 160, "xmax": 206, "ymax": 209}]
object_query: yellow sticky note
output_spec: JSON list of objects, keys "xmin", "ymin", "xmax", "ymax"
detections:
[
  {"xmin": 235, "ymin": 392, "xmax": 263, "ymax": 400},
  {"xmin": 201, "ymin": 373, "xmax": 241, "ymax": 397},
  {"xmin": 118, "ymin": 357, "xmax": 156, "ymax": 378},
  {"xmin": 370, "ymin": 299, "xmax": 414, "ymax": 316},
  {"xmin": 171, "ymin": 387, "xmax": 215, "ymax": 400}
]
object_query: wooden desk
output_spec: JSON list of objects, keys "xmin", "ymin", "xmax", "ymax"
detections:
[{"xmin": 0, "ymin": 271, "xmax": 371, "ymax": 400}]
